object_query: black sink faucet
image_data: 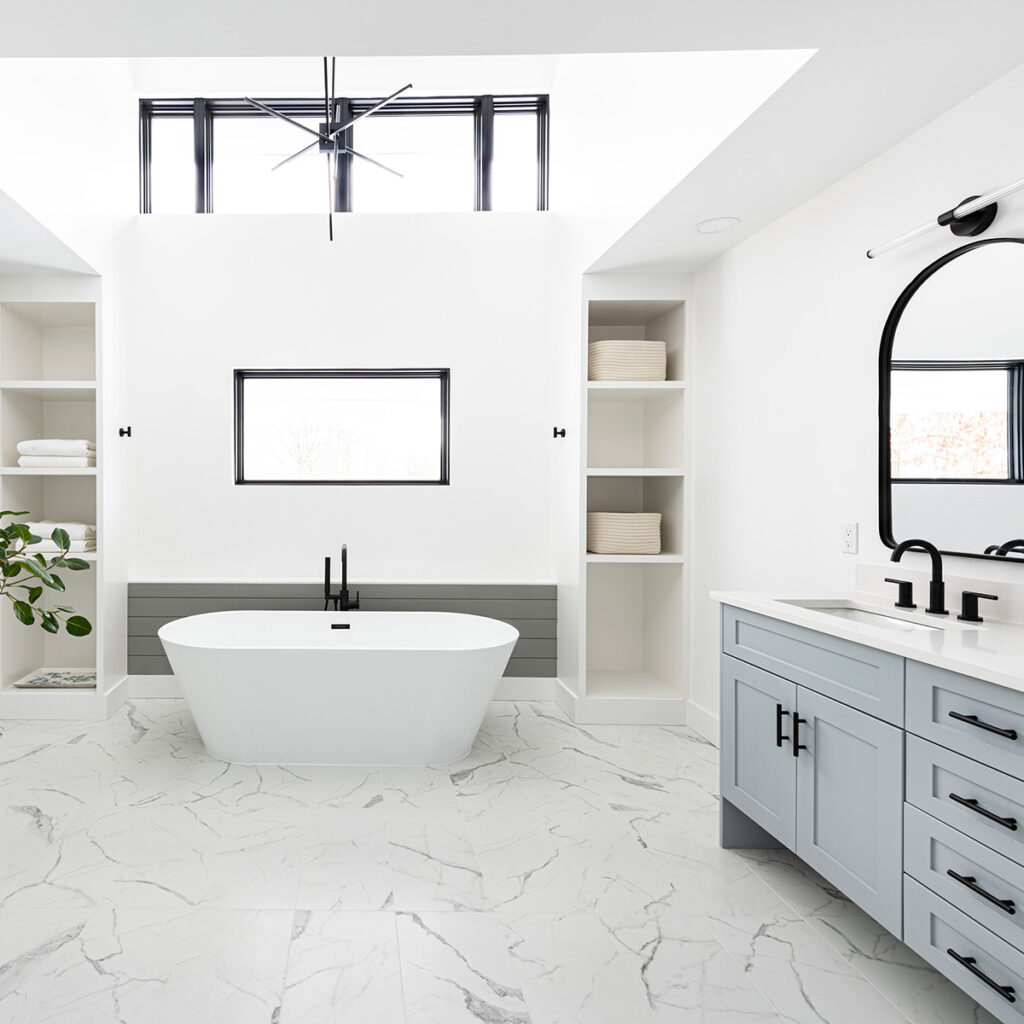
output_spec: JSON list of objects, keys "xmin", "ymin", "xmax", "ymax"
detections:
[
  {"xmin": 324, "ymin": 545, "xmax": 360, "ymax": 611},
  {"xmin": 890, "ymin": 538, "xmax": 948, "ymax": 615}
]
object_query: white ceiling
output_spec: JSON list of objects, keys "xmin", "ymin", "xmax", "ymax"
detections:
[{"xmin": 4, "ymin": 0, "xmax": 1024, "ymax": 273}]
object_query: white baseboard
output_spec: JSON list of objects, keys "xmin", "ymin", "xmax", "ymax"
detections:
[
  {"xmin": 128, "ymin": 674, "xmax": 181, "ymax": 698},
  {"xmin": 686, "ymin": 699, "xmax": 719, "ymax": 746},
  {"xmin": 493, "ymin": 677, "xmax": 558, "ymax": 700},
  {"xmin": 129, "ymin": 674, "xmax": 558, "ymax": 703}
]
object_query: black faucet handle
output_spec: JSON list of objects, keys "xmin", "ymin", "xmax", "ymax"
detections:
[
  {"xmin": 959, "ymin": 591, "xmax": 998, "ymax": 623},
  {"xmin": 884, "ymin": 578, "xmax": 916, "ymax": 609}
]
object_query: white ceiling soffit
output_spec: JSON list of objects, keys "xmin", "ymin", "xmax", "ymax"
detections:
[{"xmin": 0, "ymin": 190, "xmax": 95, "ymax": 276}]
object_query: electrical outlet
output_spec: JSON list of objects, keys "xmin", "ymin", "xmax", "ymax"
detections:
[{"xmin": 841, "ymin": 522, "xmax": 859, "ymax": 554}]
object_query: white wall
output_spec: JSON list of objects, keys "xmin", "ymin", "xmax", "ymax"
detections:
[
  {"xmin": 127, "ymin": 214, "xmax": 570, "ymax": 581},
  {"xmin": 688, "ymin": 60, "xmax": 1024, "ymax": 735}
]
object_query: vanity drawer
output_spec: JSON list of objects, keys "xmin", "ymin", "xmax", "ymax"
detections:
[
  {"xmin": 907, "ymin": 735, "xmax": 1024, "ymax": 866},
  {"xmin": 905, "ymin": 876, "xmax": 1024, "ymax": 1023},
  {"xmin": 722, "ymin": 606, "xmax": 904, "ymax": 725},
  {"xmin": 905, "ymin": 804, "xmax": 1024, "ymax": 951},
  {"xmin": 907, "ymin": 661, "xmax": 1024, "ymax": 782}
]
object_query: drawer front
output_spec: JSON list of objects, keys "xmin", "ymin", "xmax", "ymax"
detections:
[
  {"xmin": 907, "ymin": 735, "xmax": 1024, "ymax": 865},
  {"xmin": 905, "ymin": 804, "xmax": 1024, "ymax": 951},
  {"xmin": 722, "ymin": 605, "xmax": 904, "ymax": 725},
  {"xmin": 905, "ymin": 876, "xmax": 1024, "ymax": 1024},
  {"xmin": 907, "ymin": 660, "xmax": 1024, "ymax": 783}
]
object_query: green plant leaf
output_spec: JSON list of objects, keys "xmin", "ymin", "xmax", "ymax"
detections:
[
  {"xmin": 27, "ymin": 586, "xmax": 42, "ymax": 604},
  {"xmin": 51, "ymin": 528, "xmax": 70, "ymax": 550},
  {"xmin": 10, "ymin": 524, "xmax": 32, "ymax": 543},
  {"xmin": 61, "ymin": 558, "xmax": 91, "ymax": 572},
  {"xmin": 65, "ymin": 615, "xmax": 92, "ymax": 637},
  {"xmin": 40, "ymin": 612, "xmax": 59, "ymax": 634},
  {"xmin": 46, "ymin": 573, "xmax": 66, "ymax": 593},
  {"xmin": 13, "ymin": 559, "xmax": 55, "ymax": 586},
  {"xmin": 2, "ymin": 563, "xmax": 20, "ymax": 578},
  {"xmin": 12, "ymin": 601, "xmax": 34, "ymax": 625},
  {"xmin": 54, "ymin": 604, "xmax": 75, "ymax": 613},
  {"xmin": 0, "ymin": 511, "xmax": 29, "ymax": 519}
]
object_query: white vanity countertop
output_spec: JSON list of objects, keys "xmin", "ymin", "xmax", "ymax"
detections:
[{"xmin": 712, "ymin": 590, "xmax": 1024, "ymax": 693}]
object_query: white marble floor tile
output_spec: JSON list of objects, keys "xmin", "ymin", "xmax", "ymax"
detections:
[
  {"xmin": 501, "ymin": 910, "xmax": 657, "ymax": 1024},
  {"xmin": 278, "ymin": 910, "xmax": 403, "ymax": 1024},
  {"xmin": 397, "ymin": 910, "xmax": 529, "ymax": 1024},
  {"xmin": 389, "ymin": 820, "xmax": 490, "ymax": 911}
]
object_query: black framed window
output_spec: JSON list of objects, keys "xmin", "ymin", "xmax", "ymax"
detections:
[
  {"xmin": 234, "ymin": 369, "xmax": 450, "ymax": 485},
  {"xmin": 890, "ymin": 360, "xmax": 1024, "ymax": 482},
  {"xmin": 140, "ymin": 95, "xmax": 549, "ymax": 214}
]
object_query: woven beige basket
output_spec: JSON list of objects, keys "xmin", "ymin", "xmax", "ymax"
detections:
[
  {"xmin": 588, "ymin": 340, "xmax": 667, "ymax": 381},
  {"xmin": 587, "ymin": 512, "xmax": 662, "ymax": 555}
]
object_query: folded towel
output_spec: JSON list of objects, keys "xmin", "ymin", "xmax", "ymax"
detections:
[
  {"xmin": 26, "ymin": 522, "xmax": 96, "ymax": 541},
  {"xmin": 17, "ymin": 440, "xmax": 96, "ymax": 457},
  {"xmin": 26, "ymin": 539, "xmax": 96, "ymax": 553},
  {"xmin": 18, "ymin": 456, "xmax": 96, "ymax": 468}
]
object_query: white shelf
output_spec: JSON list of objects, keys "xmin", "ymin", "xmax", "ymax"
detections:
[
  {"xmin": 587, "ymin": 381, "xmax": 685, "ymax": 401},
  {"xmin": 585, "ymin": 670, "xmax": 682, "ymax": 700},
  {"xmin": 0, "ymin": 380, "xmax": 97, "ymax": 400},
  {"xmin": 586, "ymin": 553, "xmax": 684, "ymax": 564},
  {"xmin": 0, "ymin": 467, "xmax": 96, "ymax": 476},
  {"xmin": 586, "ymin": 467, "xmax": 683, "ymax": 477}
]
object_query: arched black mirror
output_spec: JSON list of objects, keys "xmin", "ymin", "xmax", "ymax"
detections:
[{"xmin": 880, "ymin": 237, "xmax": 1024, "ymax": 563}]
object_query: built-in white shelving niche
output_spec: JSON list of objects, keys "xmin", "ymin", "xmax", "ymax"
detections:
[
  {"xmin": 558, "ymin": 289, "xmax": 691, "ymax": 725},
  {"xmin": 0, "ymin": 294, "xmax": 125, "ymax": 720}
]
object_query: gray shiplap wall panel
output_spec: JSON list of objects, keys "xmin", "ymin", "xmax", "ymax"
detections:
[{"xmin": 128, "ymin": 582, "xmax": 556, "ymax": 677}]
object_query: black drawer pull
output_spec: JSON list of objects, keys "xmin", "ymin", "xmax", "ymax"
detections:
[
  {"xmin": 947, "ymin": 869, "xmax": 1017, "ymax": 914},
  {"xmin": 949, "ymin": 711, "xmax": 1018, "ymax": 741},
  {"xmin": 792, "ymin": 715, "xmax": 807, "ymax": 758},
  {"xmin": 949, "ymin": 793, "xmax": 1019, "ymax": 831},
  {"xmin": 776, "ymin": 704, "xmax": 790, "ymax": 747},
  {"xmin": 947, "ymin": 948, "xmax": 1017, "ymax": 1003}
]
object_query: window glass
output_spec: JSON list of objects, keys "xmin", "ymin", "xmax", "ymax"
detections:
[
  {"xmin": 149, "ymin": 116, "xmax": 195, "ymax": 213},
  {"xmin": 491, "ymin": 112, "xmax": 538, "ymax": 211},
  {"xmin": 890, "ymin": 368, "xmax": 1009, "ymax": 479},
  {"xmin": 350, "ymin": 114, "xmax": 473, "ymax": 212},
  {"xmin": 213, "ymin": 115, "xmax": 326, "ymax": 213},
  {"xmin": 237, "ymin": 373, "xmax": 448, "ymax": 484}
]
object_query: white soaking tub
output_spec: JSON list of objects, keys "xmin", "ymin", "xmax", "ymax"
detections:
[{"xmin": 158, "ymin": 610, "xmax": 518, "ymax": 765}]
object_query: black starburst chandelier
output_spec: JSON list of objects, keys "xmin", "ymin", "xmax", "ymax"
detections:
[{"xmin": 245, "ymin": 58, "xmax": 412, "ymax": 240}]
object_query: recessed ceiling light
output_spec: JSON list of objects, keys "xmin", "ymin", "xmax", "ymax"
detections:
[{"xmin": 695, "ymin": 216, "xmax": 741, "ymax": 234}]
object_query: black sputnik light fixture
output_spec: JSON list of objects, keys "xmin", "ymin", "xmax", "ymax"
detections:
[{"xmin": 245, "ymin": 58, "xmax": 412, "ymax": 240}]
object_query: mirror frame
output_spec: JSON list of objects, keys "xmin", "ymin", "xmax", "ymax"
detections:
[{"xmin": 878, "ymin": 236, "xmax": 1024, "ymax": 564}]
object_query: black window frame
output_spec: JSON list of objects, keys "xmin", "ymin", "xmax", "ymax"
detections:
[
  {"xmin": 140, "ymin": 94, "xmax": 549, "ymax": 214},
  {"xmin": 233, "ymin": 368, "xmax": 451, "ymax": 486},
  {"xmin": 889, "ymin": 359, "xmax": 1024, "ymax": 485}
]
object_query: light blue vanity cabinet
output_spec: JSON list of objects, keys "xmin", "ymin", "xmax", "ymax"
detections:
[
  {"xmin": 720, "ymin": 607, "xmax": 905, "ymax": 935},
  {"xmin": 720, "ymin": 603, "xmax": 1024, "ymax": 1024}
]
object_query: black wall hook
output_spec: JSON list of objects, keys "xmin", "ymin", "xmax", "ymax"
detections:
[
  {"xmin": 938, "ymin": 195, "xmax": 998, "ymax": 238},
  {"xmin": 553, "ymin": 427, "xmax": 566, "ymax": 438},
  {"xmin": 119, "ymin": 426, "xmax": 132, "ymax": 438}
]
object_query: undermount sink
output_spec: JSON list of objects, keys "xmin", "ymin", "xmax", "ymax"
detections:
[{"xmin": 777, "ymin": 599, "xmax": 942, "ymax": 633}]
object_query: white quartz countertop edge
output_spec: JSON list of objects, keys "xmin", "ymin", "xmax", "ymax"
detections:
[{"xmin": 711, "ymin": 590, "xmax": 1024, "ymax": 694}]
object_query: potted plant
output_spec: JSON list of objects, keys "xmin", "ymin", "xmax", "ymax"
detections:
[{"xmin": 1, "ymin": 510, "xmax": 92, "ymax": 636}]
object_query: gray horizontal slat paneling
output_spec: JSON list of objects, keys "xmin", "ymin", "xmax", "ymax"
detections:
[
  {"xmin": 128, "ymin": 654, "xmax": 173, "ymax": 674},
  {"xmin": 129, "ymin": 635, "xmax": 556, "ymax": 660},
  {"xmin": 129, "ymin": 597, "xmax": 556, "ymax": 618},
  {"xmin": 128, "ymin": 582, "xmax": 556, "ymax": 600}
]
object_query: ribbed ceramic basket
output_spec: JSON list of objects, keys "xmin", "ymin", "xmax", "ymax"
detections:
[
  {"xmin": 588, "ymin": 340, "xmax": 667, "ymax": 381},
  {"xmin": 587, "ymin": 512, "xmax": 662, "ymax": 555}
]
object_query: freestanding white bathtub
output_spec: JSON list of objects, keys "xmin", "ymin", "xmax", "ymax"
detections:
[{"xmin": 158, "ymin": 610, "xmax": 518, "ymax": 765}]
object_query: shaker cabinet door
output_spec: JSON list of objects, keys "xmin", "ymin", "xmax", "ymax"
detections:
[
  {"xmin": 795, "ymin": 686, "xmax": 905, "ymax": 936},
  {"xmin": 720, "ymin": 654, "xmax": 797, "ymax": 848}
]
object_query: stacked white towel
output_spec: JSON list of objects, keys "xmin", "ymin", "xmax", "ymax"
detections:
[
  {"xmin": 25, "ymin": 522, "xmax": 97, "ymax": 554},
  {"xmin": 16, "ymin": 440, "xmax": 96, "ymax": 468}
]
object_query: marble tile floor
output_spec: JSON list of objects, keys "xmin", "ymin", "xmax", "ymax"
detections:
[{"xmin": 0, "ymin": 699, "xmax": 997, "ymax": 1024}]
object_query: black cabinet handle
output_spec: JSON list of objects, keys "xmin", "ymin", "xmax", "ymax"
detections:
[
  {"xmin": 946, "ymin": 948, "xmax": 1017, "ymax": 1002},
  {"xmin": 949, "ymin": 793, "xmax": 1019, "ymax": 831},
  {"xmin": 947, "ymin": 869, "xmax": 1017, "ymax": 914},
  {"xmin": 948, "ymin": 711, "xmax": 1018, "ymax": 741},
  {"xmin": 792, "ymin": 715, "xmax": 807, "ymax": 758},
  {"xmin": 776, "ymin": 704, "xmax": 790, "ymax": 747}
]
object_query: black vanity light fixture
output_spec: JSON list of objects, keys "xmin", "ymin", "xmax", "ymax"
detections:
[
  {"xmin": 244, "ymin": 57, "xmax": 412, "ymax": 242},
  {"xmin": 867, "ymin": 174, "xmax": 1024, "ymax": 258}
]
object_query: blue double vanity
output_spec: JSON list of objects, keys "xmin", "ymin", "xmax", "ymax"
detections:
[{"xmin": 717, "ymin": 594, "xmax": 1024, "ymax": 1023}]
